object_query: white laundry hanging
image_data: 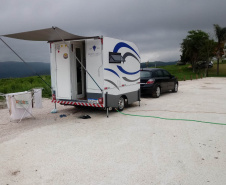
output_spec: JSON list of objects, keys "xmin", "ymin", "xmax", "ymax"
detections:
[
  {"xmin": 14, "ymin": 93, "xmax": 31, "ymax": 109},
  {"xmin": 5, "ymin": 91, "xmax": 33, "ymax": 121}
]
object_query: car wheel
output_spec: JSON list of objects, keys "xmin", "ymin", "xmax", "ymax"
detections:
[
  {"xmin": 152, "ymin": 86, "xmax": 161, "ymax": 98},
  {"xmin": 118, "ymin": 97, "xmax": 125, "ymax": 111},
  {"xmin": 172, "ymin": 83, "xmax": 178, "ymax": 92}
]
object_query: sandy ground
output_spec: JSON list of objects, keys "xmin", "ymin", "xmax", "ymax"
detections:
[{"xmin": 0, "ymin": 77, "xmax": 226, "ymax": 185}]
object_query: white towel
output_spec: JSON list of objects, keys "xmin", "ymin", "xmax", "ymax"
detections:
[
  {"xmin": 6, "ymin": 92, "xmax": 32, "ymax": 121},
  {"xmin": 14, "ymin": 93, "xmax": 31, "ymax": 109}
]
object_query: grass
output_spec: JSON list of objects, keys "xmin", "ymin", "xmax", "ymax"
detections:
[
  {"xmin": 0, "ymin": 75, "xmax": 51, "ymax": 100},
  {"xmin": 156, "ymin": 63, "xmax": 226, "ymax": 81},
  {"xmin": 208, "ymin": 63, "xmax": 226, "ymax": 77}
]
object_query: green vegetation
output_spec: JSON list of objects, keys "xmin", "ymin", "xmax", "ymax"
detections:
[
  {"xmin": 180, "ymin": 30, "xmax": 215, "ymax": 72},
  {"xmin": 208, "ymin": 63, "xmax": 226, "ymax": 77},
  {"xmin": 157, "ymin": 63, "xmax": 226, "ymax": 81},
  {"xmin": 0, "ymin": 75, "xmax": 51, "ymax": 100},
  {"xmin": 1, "ymin": 63, "xmax": 225, "ymax": 101},
  {"xmin": 213, "ymin": 24, "xmax": 226, "ymax": 75},
  {"xmin": 180, "ymin": 24, "xmax": 226, "ymax": 75}
]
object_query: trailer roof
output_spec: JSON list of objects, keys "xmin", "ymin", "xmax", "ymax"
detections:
[{"xmin": 2, "ymin": 27, "xmax": 99, "ymax": 42}]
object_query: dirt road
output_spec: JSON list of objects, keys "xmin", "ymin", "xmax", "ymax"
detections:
[{"xmin": 0, "ymin": 77, "xmax": 226, "ymax": 185}]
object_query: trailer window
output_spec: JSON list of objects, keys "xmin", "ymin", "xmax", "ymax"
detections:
[{"xmin": 109, "ymin": 52, "xmax": 124, "ymax": 63}]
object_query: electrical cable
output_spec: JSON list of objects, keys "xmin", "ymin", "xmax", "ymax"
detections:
[
  {"xmin": 116, "ymin": 109, "xmax": 226, "ymax": 126},
  {"xmin": 0, "ymin": 37, "xmax": 52, "ymax": 89}
]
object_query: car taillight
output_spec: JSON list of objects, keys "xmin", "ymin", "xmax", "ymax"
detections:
[
  {"xmin": 98, "ymin": 97, "xmax": 103, "ymax": 104},
  {"xmin": 146, "ymin": 79, "xmax": 155, "ymax": 84}
]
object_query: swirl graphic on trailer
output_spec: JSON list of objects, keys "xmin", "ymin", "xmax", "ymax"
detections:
[{"xmin": 104, "ymin": 42, "xmax": 140, "ymax": 90}]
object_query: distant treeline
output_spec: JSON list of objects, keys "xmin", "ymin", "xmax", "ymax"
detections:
[
  {"xmin": 140, "ymin": 61, "xmax": 177, "ymax": 68},
  {"xmin": 0, "ymin": 61, "xmax": 50, "ymax": 79},
  {"xmin": 0, "ymin": 61, "xmax": 178, "ymax": 79}
]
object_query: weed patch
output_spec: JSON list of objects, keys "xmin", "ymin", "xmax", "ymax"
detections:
[{"xmin": 0, "ymin": 75, "xmax": 51, "ymax": 99}]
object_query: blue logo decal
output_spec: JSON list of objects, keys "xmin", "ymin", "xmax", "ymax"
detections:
[{"xmin": 93, "ymin": 45, "xmax": 96, "ymax": 51}]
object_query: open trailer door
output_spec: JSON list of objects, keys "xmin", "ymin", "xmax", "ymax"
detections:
[{"xmin": 55, "ymin": 43, "xmax": 71, "ymax": 99}]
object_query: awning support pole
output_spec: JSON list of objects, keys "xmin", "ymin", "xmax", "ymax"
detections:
[{"xmin": 0, "ymin": 37, "xmax": 52, "ymax": 89}]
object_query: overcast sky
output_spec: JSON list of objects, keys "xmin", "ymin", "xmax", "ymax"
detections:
[{"xmin": 0, "ymin": 0, "xmax": 225, "ymax": 63}]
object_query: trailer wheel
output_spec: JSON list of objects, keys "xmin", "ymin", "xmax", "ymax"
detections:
[{"xmin": 118, "ymin": 97, "xmax": 125, "ymax": 111}]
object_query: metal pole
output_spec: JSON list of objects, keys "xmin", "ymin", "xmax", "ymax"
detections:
[
  {"xmin": 105, "ymin": 92, "xmax": 109, "ymax": 117},
  {"xmin": 0, "ymin": 37, "xmax": 52, "ymax": 89}
]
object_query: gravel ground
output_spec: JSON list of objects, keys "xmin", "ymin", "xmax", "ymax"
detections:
[{"xmin": 0, "ymin": 77, "xmax": 226, "ymax": 185}]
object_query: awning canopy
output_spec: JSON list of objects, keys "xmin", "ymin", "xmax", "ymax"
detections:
[{"xmin": 2, "ymin": 27, "xmax": 99, "ymax": 42}]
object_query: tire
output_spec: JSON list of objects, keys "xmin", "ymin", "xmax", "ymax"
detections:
[
  {"xmin": 118, "ymin": 97, "xmax": 125, "ymax": 111},
  {"xmin": 152, "ymin": 86, "xmax": 161, "ymax": 98},
  {"xmin": 172, "ymin": 83, "xmax": 178, "ymax": 93}
]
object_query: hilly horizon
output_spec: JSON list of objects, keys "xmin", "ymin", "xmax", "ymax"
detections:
[
  {"xmin": 0, "ymin": 61, "xmax": 177, "ymax": 79},
  {"xmin": 140, "ymin": 61, "xmax": 177, "ymax": 68},
  {"xmin": 0, "ymin": 61, "xmax": 50, "ymax": 79}
]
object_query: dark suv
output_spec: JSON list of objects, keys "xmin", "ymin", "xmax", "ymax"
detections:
[{"xmin": 140, "ymin": 68, "xmax": 178, "ymax": 98}]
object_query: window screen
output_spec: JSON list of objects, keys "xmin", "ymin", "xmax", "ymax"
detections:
[{"xmin": 109, "ymin": 52, "xmax": 123, "ymax": 63}]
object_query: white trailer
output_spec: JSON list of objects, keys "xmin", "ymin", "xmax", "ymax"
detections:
[{"xmin": 2, "ymin": 27, "xmax": 141, "ymax": 115}]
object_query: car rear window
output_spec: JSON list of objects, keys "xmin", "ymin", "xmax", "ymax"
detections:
[
  {"xmin": 155, "ymin": 70, "xmax": 163, "ymax": 77},
  {"xmin": 162, "ymin": 70, "xmax": 171, "ymax": 77},
  {"xmin": 140, "ymin": 71, "xmax": 152, "ymax": 78}
]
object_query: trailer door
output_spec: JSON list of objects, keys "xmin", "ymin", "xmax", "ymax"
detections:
[{"xmin": 56, "ymin": 44, "xmax": 71, "ymax": 99}]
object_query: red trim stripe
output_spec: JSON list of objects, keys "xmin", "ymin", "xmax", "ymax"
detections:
[{"xmin": 52, "ymin": 100, "xmax": 104, "ymax": 107}]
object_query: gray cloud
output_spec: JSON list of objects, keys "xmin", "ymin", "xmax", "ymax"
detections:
[{"xmin": 0, "ymin": 0, "xmax": 225, "ymax": 63}]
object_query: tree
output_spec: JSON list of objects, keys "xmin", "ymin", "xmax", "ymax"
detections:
[
  {"xmin": 203, "ymin": 38, "xmax": 216, "ymax": 77},
  {"xmin": 181, "ymin": 30, "xmax": 214, "ymax": 72},
  {"xmin": 213, "ymin": 24, "xmax": 226, "ymax": 75}
]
